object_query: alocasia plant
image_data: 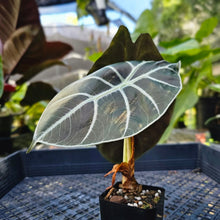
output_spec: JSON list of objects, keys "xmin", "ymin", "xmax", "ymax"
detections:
[
  {"xmin": 28, "ymin": 26, "xmax": 182, "ymax": 190},
  {"xmin": 29, "ymin": 60, "xmax": 181, "ymax": 149}
]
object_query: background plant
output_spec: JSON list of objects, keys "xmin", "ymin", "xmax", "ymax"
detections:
[
  {"xmin": 130, "ymin": 0, "xmax": 220, "ymax": 142},
  {"xmin": 0, "ymin": 0, "xmax": 72, "ymax": 132}
]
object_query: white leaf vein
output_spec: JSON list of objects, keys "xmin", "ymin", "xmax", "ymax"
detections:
[
  {"xmin": 81, "ymin": 100, "xmax": 98, "ymax": 144},
  {"xmin": 131, "ymin": 84, "xmax": 160, "ymax": 115},
  {"xmin": 118, "ymin": 89, "xmax": 130, "ymax": 136}
]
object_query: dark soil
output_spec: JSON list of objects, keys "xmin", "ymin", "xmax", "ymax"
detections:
[{"xmin": 104, "ymin": 184, "xmax": 162, "ymax": 209}]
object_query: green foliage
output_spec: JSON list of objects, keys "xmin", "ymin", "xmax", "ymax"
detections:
[
  {"xmin": 132, "ymin": 9, "xmax": 158, "ymax": 41},
  {"xmin": 76, "ymin": 0, "xmax": 90, "ymax": 18},
  {"xmin": 195, "ymin": 17, "xmax": 218, "ymax": 42},
  {"xmin": 158, "ymin": 16, "xmax": 220, "ymax": 142},
  {"xmin": 24, "ymin": 101, "xmax": 47, "ymax": 132},
  {"xmin": 4, "ymin": 83, "xmax": 49, "ymax": 132},
  {"xmin": 149, "ymin": 0, "xmax": 220, "ymax": 42},
  {"xmin": 5, "ymin": 84, "xmax": 28, "ymax": 114},
  {"xmin": 87, "ymin": 51, "xmax": 103, "ymax": 62}
]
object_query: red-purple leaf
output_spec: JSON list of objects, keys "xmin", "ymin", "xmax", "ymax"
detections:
[
  {"xmin": 3, "ymin": 25, "xmax": 40, "ymax": 75},
  {"xmin": 17, "ymin": 0, "xmax": 40, "ymax": 28},
  {"xmin": 0, "ymin": 0, "xmax": 20, "ymax": 43}
]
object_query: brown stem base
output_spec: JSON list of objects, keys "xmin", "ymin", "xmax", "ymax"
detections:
[{"xmin": 104, "ymin": 137, "xmax": 139, "ymax": 191}]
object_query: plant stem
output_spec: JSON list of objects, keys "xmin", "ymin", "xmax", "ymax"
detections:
[{"xmin": 122, "ymin": 137, "xmax": 133, "ymax": 184}]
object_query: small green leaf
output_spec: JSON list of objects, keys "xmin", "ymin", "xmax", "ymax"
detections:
[
  {"xmin": 195, "ymin": 17, "xmax": 218, "ymax": 42},
  {"xmin": 88, "ymin": 52, "xmax": 103, "ymax": 62},
  {"xmin": 76, "ymin": 0, "xmax": 90, "ymax": 18},
  {"xmin": 10, "ymin": 83, "xmax": 28, "ymax": 102}
]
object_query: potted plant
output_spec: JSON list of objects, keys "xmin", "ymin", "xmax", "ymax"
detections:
[
  {"xmin": 27, "ymin": 26, "xmax": 182, "ymax": 219},
  {"xmin": 0, "ymin": 0, "xmax": 72, "ymax": 154}
]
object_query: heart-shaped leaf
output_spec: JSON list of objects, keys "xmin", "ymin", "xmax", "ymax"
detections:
[
  {"xmin": 88, "ymin": 26, "xmax": 174, "ymax": 163},
  {"xmin": 28, "ymin": 60, "xmax": 181, "ymax": 152}
]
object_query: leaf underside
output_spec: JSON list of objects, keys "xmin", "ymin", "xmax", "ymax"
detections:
[{"xmin": 29, "ymin": 60, "xmax": 181, "ymax": 153}]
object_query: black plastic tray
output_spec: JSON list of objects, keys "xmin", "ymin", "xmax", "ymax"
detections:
[{"xmin": 0, "ymin": 143, "xmax": 220, "ymax": 219}]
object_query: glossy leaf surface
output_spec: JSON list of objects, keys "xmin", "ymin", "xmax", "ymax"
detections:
[{"xmin": 29, "ymin": 60, "xmax": 181, "ymax": 151}]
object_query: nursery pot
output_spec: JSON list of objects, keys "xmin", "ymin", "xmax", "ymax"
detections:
[{"xmin": 99, "ymin": 182, "xmax": 165, "ymax": 220}]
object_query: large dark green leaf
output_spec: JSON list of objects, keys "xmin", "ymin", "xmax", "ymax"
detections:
[
  {"xmin": 83, "ymin": 26, "xmax": 177, "ymax": 162},
  {"xmin": 88, "ymin": 26, "xmax": 163, "ymax": 74},
  {"xmin": 20, "ymin": 82, "xmax": 57, "ymax": 106}
]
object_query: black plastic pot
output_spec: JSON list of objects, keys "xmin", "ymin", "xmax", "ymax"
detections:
[{"xmin": 99, "ymin": 182, "xmax": 165, "ymax": 220}]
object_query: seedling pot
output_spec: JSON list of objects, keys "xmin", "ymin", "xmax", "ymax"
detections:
[{"xmin": 99, "ymin": 182, "xmax": 165, "ymax": 220}]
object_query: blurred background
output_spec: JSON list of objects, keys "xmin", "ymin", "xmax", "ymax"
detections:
[{"xmin": 0, "ymin": 0, "xmax": 220, "ymax": 155}]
